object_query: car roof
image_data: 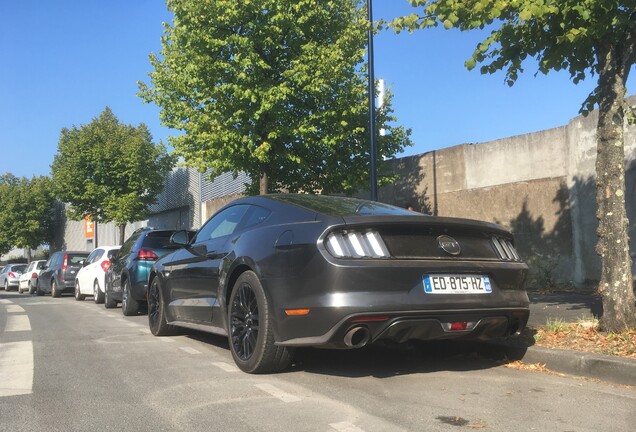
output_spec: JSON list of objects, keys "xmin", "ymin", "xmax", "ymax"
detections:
[{"xmin": 240, "ymin": 194, "xmax": 415, "ymax": 218}]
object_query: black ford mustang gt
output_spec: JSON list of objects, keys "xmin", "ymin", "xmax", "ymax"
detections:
[{"xmin": 148, "ymin": 194, "xmax": 529, "ymax": 373}]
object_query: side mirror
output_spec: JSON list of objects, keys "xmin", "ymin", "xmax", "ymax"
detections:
[{"xmin": 170, "ymin": 230, "xmax": 190, "ymax": 246}]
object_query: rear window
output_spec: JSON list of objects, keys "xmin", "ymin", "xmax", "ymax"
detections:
[
  {"xmin": 67, "ymin": 254, "xmax": 88, "ymax": 265},
  {"xmin": 270, "ymin": 195, "xmax": 415, "ymax": 217},
  {"xmin": 11, "ymin": 265, "xmax": 27, "ymax": 272},
  {"xmin": 142, "ymin": 231, "xmax": 175, "ymax": 249}
]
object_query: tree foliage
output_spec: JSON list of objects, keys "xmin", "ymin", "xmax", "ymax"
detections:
[
  {"xmin": 139, "ymin": 0, "xmax": 411, "ymax": 195},
  {"xmin": 392, "ymin": 0, "xmax": 636, "ymax": 331},
  {"xmin": 0, "ymin": 174, "xmax": 20, "ymax": 256},
  {"xmin": 51, "ymin": 107, "xmax": 174, "ymax": 243},
  {"xmin": 0, "ymin": 174, "xmax": 56, "ymax": 257}
]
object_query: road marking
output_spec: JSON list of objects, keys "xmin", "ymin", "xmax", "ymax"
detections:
[
  {"xmin": 0, "ymin": 341, "xmax": 34, "ymax": 397},
  {"xmin": 179, "ymin": 346, "xmax": 202, "ymax": 355},
  {"xmin": 139, "ymin": 328, "xmax": 151, "ymax": 334},
  {"xmin": 5, "ymin": 315, "xmax": 31, "ymax": 332},
  {"xmin": 254, "ymin": 383, "xmax": 301, "ymax": 403},
  {"xmin": 125, "ymin": 322, "xmax": 140, "ymax": 327},
  {"xmin": 0, "ymin": 299, "xmax": 12, "ymax": 304},
  {"xmin": 212, "ymin": 362, "xmax": 240, "ymax": 372},
  {"xmin": 159, "ymin": 337, "xmax": 175, "ymax": 343},
  {"xmin": 329, "ymin": 422, "xmax": 366, "ymax": 432},
  {"xmin": 4, "ymin": 305, "xmax": 24, "ymax": 313}
]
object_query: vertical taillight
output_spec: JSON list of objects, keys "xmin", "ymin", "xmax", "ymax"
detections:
[
  {"xmin": 8, "ymin": 272, "xmax": 16, "ymax": 278},
  {"xmin": 324, "ymin": 230, "xmax": 390, "ymax": 258},
  {"xmin": 31, "ymin": 272, "xmax": 38, "ymax": 278},
  {"xmin": 137, "ymin": 250, "xmax": 158, "ymax": 261},
  {"xmin": 62, "ymin": 254, "xmax": 68, "ymax": 271},
  {"xmin": 101, "ymin": 260, "xmax": 111, "ymax": 272}
]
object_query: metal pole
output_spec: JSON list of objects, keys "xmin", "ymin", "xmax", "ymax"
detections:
[{"xmin": 367, "ymin": 0, "xmax": 378, "ymax": 201}]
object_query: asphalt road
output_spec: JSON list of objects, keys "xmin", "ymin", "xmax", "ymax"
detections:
[{"xmin": 1, "ymin": 291, "xmax": 634, "ymax": 432}]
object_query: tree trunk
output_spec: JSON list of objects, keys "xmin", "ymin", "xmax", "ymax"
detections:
[
  {"xmin": 260, "ymin": 164, "xmax": 268, "ymax": 195},
  {"xmin": 594, "ymin": 44, "xmax": 636, "ymax": 331},
  {"xmin": 119, "ymin": 224, "xmax": 126, "ymax": 245},
  {"xmin": 26, "ymin": 248, "xmax": 32, "ymax": 263},
  {"xmin": 94, "ymin": 220, "xmax": 98, "ymax": 249}
]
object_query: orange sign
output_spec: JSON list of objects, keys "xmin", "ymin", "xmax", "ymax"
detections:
[{"xmin": 84, "ymin": 216, "xmax": 94, "ymax": 238}]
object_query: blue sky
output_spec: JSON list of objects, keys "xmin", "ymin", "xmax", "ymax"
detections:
[{"xmin": 0, "ymin": 0, "xmax": 610, "ymax": 180}]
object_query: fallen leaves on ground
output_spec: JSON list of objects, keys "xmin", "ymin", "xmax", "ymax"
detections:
[{"xmin": 519, "ymin": 322, "xmax": 636, "ymax": 359}]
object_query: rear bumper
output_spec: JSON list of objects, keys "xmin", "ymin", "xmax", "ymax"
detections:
[
  {"xmin": 276, "ymin": 307, "xmax": 529, "ymax": 348},
  {"xmin": 266, "ymin": 257, "xmax": 529, "ymax": 348}
]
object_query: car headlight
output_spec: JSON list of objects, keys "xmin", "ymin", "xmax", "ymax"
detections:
[{"xmin": 324, "ymin": 230, "xmax": 391, "ymax": 258}]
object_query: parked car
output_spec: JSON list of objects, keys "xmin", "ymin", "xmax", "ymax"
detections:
[
  {"xmin": 105, "ymin": 228, "xmax": 189, "ymax": 315},
  {"xmin": 36, "ymin": 251, "xmax": 90, "ymax": 297},
  {"xmin": 1, "ymin": 264, "xmax": 28, "ymax": 291},
  {"xmin": 18, "ymin": 260, "xmax": 47, "ymax": 294},
  {"xmin": 74, "ymin": 246, "xmax": 120, "ymax": 303},
  {"xmin": 147, "ymin": 194, "xmax": 530, "ymax": 374}
]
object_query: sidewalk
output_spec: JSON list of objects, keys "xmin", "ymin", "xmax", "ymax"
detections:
[{"xmin": 504, "ymin": 292, "xmax": 636, "ymax": 386}]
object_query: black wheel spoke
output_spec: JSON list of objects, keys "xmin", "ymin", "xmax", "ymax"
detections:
[{"xmin": 230, "ymin": 282, "xmax": 259, "ymax": 361}]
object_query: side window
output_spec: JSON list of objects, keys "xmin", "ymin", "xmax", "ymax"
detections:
[
  {"xmin": 85, "ymin": 250, "xmax": 100, "ymax": 264},
  {"xmin": 51, "ymin": 253, "xmax": 62, "ymax": 268},
  {"xmin": 37, "ymin": 261, "xmax": 47, "ymax": 270},
  {"xmin": 119, "ymin": 232, "xmax": 143, "ymax": 257},
  {"xmin": 194, "ymin": 205, "xmax": 249, "ymax": 243},
  {"xmin": 241, "ymin": 205, "xmax": 271, "ymax": 230}
]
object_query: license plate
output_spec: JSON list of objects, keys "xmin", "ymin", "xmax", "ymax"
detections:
[{"xmin": 423, "ymin": 275, "xmax": 492, "ymax": 294}]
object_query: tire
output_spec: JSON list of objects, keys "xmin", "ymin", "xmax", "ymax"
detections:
[
  {"xmin": 228, "ymin": 271, "xmax": 292, "ymax": 374},
  {"xmin": 93, "ymin": 280, "xmax": 105, "ymax": 304},
  {"xmin": 148, "ymin": 278, "xmax": 176, "ymax": 336},
  {"xmin": 4, "ymin": 280, "xmax": 9, "ymax": 292},
  {"xmin": 51, "ymin": 280, "xmax": 60, "ymax": 298},
  {"xmin": 104, "ymin": 284, "xmax": 117, "ymax": 309},
  {"xmin": 74, "ymin": 281, "xmax": 86, "ymax": 301},
  {"xmin": 28, "ymin": 281, "xmax": 35, "ymax": 295},
  {"xmin": 121, "ymin": 279, "xmax": 139, "ymax": 316},
  {"xmin": 18, "ymin": 284, "xmax": 23, "ymax": 294}
]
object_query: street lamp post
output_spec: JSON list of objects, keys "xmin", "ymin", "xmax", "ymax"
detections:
[{"xmin": 367, "ymin": 0, "xmax": 378, "ymax": 201}]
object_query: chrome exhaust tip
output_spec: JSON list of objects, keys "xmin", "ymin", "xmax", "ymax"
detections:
[{"xmin": 344, "ymin": 326, "xmax": 370, "ymax": 348}]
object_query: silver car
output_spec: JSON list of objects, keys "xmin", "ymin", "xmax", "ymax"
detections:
[
  {"xmin": 1, "ymin": 264, "xmax": 28, "ymax": 291},
  {"xmin": 18, "ymin": 260, "xmax": 47, "ymax": 294}
]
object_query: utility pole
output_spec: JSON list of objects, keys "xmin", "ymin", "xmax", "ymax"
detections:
[{"xmin": 367, "ymin": 0, "xmax": 378, "ymax": 201}]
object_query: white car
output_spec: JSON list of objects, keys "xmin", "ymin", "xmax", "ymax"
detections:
[
  {"xmin": 18, "ymin": 260, "xmax": 47, "ymax": 294},
  {"xmin": 74, "ymin": 246, "xmax": 120, "ymax": 303}
]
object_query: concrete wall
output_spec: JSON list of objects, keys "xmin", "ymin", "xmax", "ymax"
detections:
[{"xmin": 379, "ymin": 109, "xmax": 636, "ymax": 289}]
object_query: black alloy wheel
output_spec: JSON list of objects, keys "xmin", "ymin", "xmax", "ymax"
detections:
[
  {"xmin": 148, "ymin": 278, "xmax": 175, "ymax": 336},
  {"xmin": 104, "ymin": 283, "xmax": 117, "ymax": 309},
  {"xmin": 228, "ymin": 271, "xmax": 292, "ymax": 374},
  {"xmin": 121, "ymin": 279, "xmax": 139, "ymax": 316}
]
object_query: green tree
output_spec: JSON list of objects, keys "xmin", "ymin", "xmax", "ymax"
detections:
[
  {"xmin": 0, "ymin": 174, "xmax": 20, "ymax": 256},
  {"xmin": 392, "ymin": 0, "xmax": 636, "ymax": 331},
  {"xmin": 7, "ymin": 176, "xmax": 57, "ymax": 261},
  {"xmin": 51, "ymin": 107, "xmax": 174, "ymax": 244},
  {"xmin": 139, "ymin": 0, "xmax": 411, "ymax": 196}
]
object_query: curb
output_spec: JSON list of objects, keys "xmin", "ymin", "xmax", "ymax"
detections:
[{"xmin": 519, "ymin": 345, "xmax": 636, "ymax": 386}]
